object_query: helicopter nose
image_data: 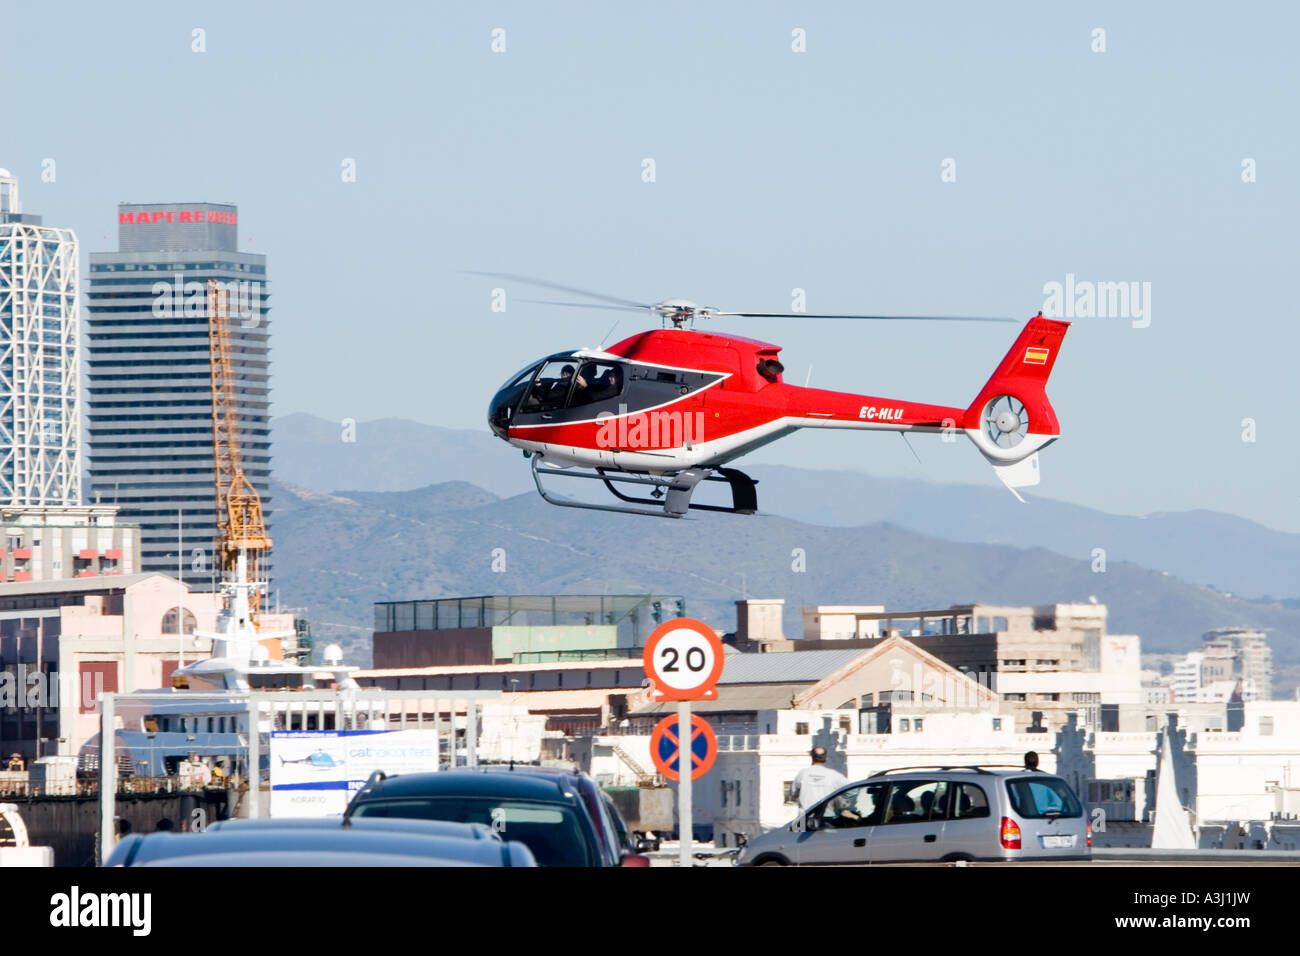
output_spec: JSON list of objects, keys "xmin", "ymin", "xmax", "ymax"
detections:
[{"xmin": 487, "ymin": 390, "xmax": 511, "ymax": 439}]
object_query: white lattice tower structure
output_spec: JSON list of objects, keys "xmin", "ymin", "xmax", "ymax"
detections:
[{"xmin": 0, "ymin": 169, "xmax": 81, "ymax": 506}]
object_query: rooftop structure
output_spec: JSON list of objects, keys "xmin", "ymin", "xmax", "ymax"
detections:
[{"xmin": 372, "ymin": 594, "xmax": 685, "ymax": 668}]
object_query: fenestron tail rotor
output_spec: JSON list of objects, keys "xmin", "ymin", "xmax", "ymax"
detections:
[
  {"xmin": 984, "ymin": 394, "xmax": 1029, "ymax": 449},
  {"xmin": 465, "ymin": 271, "xmax": 1017, "ymax": 329}
]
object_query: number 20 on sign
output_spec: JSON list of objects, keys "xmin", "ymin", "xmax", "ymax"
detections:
[{"xmin": 643, "ymin": 618, "xmax": 725, "ymax": 701}]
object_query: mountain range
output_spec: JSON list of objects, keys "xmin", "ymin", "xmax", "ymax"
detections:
[
  {"xmin": 271, "ymin": 413, "xmax": 1300, "ymax": 598},
  {"xmin": 263, "ymin": 460, "xmax": 1300, "ymax": 696}
]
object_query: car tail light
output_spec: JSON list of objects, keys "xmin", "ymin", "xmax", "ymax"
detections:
[
  {"xmin": 1000, "ymin": 816, "xmax": 1021, "ymax": 850},
  {"xmin": 1086, "ymin": 821, "xmax": 1092, "ymax": 848}
]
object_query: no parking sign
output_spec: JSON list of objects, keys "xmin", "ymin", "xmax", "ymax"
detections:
[{"xmin": 649, "ymin": 712, "xmax": 717, "ymax": 783}]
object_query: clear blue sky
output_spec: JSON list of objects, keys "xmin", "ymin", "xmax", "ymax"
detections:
[{"xmin": 5, "ymin": 1, "xmax": 1298, "ymax": 531}]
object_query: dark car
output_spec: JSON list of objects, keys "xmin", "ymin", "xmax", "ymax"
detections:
[
  {"xmin": 105, "ymin": 817, "xmax": 536, "ymax": 867},
  {"xmin": 343, "ymin": 768, "xmax": 646, "ymax": 867},
  {"xmin": 496, "ymin": 765, "xmax": 652, "ymax": 866}
]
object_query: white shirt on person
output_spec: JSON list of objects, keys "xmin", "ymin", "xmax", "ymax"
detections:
[{"xmin": 791, "ymin": 763, "xmax": 847, "ymax": 810}]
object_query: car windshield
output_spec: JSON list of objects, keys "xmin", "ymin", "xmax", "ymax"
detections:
[
  {"xmin": 350, "ymin": 797, "xmax": 594, "ymax": 866},
  {"xmin": 1004, "ymin": 777, "xmax": 1082, "ymax": 819}
]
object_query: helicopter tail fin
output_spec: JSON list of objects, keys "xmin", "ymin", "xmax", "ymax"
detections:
[{"xmin": 961, "ymin": 314, "xmax": 1070, "ymax": 497}]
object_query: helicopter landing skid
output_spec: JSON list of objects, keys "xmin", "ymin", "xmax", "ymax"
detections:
[{"xmin": 530, "ymin": 455, "xmax": 758, "ymax": 518}]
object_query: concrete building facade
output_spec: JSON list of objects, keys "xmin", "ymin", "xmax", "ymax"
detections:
[{"xmin": 0, "ymin": 505, "xmax": 140, "ymax": 583}]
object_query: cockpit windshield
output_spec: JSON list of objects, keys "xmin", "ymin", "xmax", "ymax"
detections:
[
  {"xmin": 489, "ymin": 355, "xmax": 628, "ymax": 439},
  {"xmin": 498, "ymin": 363, "xmax": 542, "ymax": 393}
]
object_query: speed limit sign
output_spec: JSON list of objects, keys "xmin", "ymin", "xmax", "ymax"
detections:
[{"xmin": 643, "ymin": 618, "xmax": 724, "ymax": 701}]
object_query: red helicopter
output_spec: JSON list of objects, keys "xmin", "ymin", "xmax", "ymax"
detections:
[{"xmin": 484, "ymin": 275, "xmax": 1070, "ymax": 518}]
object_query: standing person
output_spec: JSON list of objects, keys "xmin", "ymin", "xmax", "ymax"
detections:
[
  {"xmin": 1023, "ymin": 751, "xmax": 1040, "ymax": 772},
  {"xmin": 790, "ymin": 746, "xmax": 847, "ymax": 810}
]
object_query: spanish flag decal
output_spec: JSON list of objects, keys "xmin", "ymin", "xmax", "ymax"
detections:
[{"xmin": 1023, "ymin": 346, "xmax": 1050, "ymax": 365}]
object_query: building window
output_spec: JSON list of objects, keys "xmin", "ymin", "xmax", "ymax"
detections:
[
  {"xmin": 993, "ymin": 617, "xmax": 1008, "ymax": 631},
  {"xmin": 720, "ymin": 780, "xmax": 727, "ymax": 807},
  {"xmin": 736, "ymin": 779, "xmax": 742, "ymax": 807},
  {"xmin": 992, "ymin": 718, "xmax": 1002, "ymax": 730},
  {"xmin": 1003, "ymin": 693, "xmax": 1026, "ymax": 702},
  {"xmin": 161, "ymin": 607, "xmax": 197, "ymax": 635},
  {"xmin": 913, "ymin": 718, "xmax": 923, "ymax": 732},
  {"xmin": 795, "ymin": 722, "xmax": 809, "ymax": 735},
  {"xmin": 1260, "ymin": 716, "xmax": 1274, "ymax": 736},
  {"xmin": 899, "ymin": 718, "xmax": 911, "ymax": 732}
]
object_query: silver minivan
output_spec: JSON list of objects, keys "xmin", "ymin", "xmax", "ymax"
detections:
[{"xmin": 736, "ymin": 766, "xmax": 1090, "ymax": 865}]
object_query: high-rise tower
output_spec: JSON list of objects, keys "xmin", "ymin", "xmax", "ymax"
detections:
[
  {"xmin": 85, "ymin": 202, "xmax": 271, "ymax": 590},
  {"xmin": 0, "ymin": 169, "xmax": 81, "ymax": 506}
]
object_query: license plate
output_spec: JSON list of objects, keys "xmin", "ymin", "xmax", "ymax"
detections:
[{"xmin": 1040, "ymin": 834, "xmax": 1075, "ymax": 848}]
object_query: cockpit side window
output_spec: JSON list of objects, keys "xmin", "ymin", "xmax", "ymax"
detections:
[
  {"xmin": 568, "ymin": 362, "xmax": 625, "ymax": 408},
  {"xmin": 522, "ymin": 360, "xmax": 579, "ymax": 413}
]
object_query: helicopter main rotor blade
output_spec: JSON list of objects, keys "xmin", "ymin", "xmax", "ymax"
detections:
[
  {"xmin": 520, "ymin": 298, "xmax": 652, "ymax": 313},
  {"xmin": 714, "ymin": 311, "xmax": 1018, "ymax": 323},
  {"xmin": 463, "ymin": 272, "xmax": 653, "ymax": 311}
]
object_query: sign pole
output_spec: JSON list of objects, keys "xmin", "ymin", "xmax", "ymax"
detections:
[
  {"xmin": 642, "ymin": 618, "xmax": 721, "ymax": 869},
  {"xmin": 678, "ymin": 699, "xmax": 691, "ymax": 868}
]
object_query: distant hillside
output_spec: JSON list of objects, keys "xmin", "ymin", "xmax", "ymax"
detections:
[
  {"xmin": 267, "ymin": 478, "xmax": 1300, "ymax": 695},
  {"xmin": 272, "ymin": 413, "xmax": 531, "ymax": 499},
  {"xmin": 271, "ymin": 414, "xmax": 1300, "ymax": 602}
]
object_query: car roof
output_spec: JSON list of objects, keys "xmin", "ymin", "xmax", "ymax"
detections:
[
  {"xmin": 136, "ymin": 851, "xmax": 491, "ymax": 867},
  {"xmin": 208, "ymin": 817, "xmax": 500, "ymax": 841},
  {"xmin": 349, "ymin": 768, "xmax": 581, "ymax": 803},
  {"xmin": 867, "ymin": 766, "xmax": 1066, "ymax": 780},
  {"xmin": 107, "ymin": 827, "xmax": 533, "ymax": 867}
]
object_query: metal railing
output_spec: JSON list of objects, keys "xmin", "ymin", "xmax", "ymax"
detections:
[
  {"xmin": 513, "ymin": 648, "xmax": 643, "ymax": 663},
  {"xmin": 97, "ymin": 688, "xmax": 502, "ymax": 864}
]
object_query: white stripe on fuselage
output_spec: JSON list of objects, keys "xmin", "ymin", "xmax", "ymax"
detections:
[{"xmin": 514, "ymin": 414, "xmax": 1020, "ymax": 472}]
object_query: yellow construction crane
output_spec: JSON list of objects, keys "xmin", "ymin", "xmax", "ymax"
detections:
[{"xmin": 207, "ymin": 278, "xmax": 271, "ymax": 622}]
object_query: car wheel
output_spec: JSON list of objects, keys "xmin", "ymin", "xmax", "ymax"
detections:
[
  {"xmin": 942, "ymin": 853, "xmax": 974, "ymax": 863},
  {"xmin": 756, "ymin": 856, "xmax": 788, "ymax": 866}
]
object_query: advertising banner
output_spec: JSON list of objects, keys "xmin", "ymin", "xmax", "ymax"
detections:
[{"xmin": 269, "ymin": 729, "xmax": 441, "ymax": 818}]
